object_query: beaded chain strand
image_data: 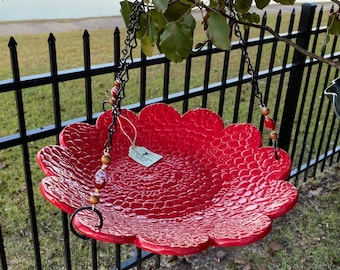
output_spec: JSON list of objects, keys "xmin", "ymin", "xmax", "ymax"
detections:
[
  {"xmin": 261, "ymin": 106, "xmax": 279, "ymax": 159},
  {"xmin": 88, "ymin": 79, "xmax": 121, "ymax": 207}
]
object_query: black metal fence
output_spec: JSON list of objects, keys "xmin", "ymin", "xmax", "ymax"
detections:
[{"xmin": 0, "ymin": 3, "xmax": 339, "ymax": 270}]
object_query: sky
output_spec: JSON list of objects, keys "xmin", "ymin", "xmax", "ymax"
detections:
[
  {"xmin": 0, "ymin": 0, "xmax": 121, "ymax": 21},
  {"xmin": 0, "ymin": 0, "xmax": 331, "ymax": 22}
]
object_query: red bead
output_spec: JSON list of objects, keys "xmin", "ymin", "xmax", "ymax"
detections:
[
  {"xmin": 111, "ymin": 86, "xmax": 119, "ymax": 98},
  {"xmin": 264, "ymin": 117, "xmax": 276, "ymax": 130}
]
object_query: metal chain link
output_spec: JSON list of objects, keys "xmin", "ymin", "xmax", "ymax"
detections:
[
  {"xmin": 225, "ymin": 0, "xmax": 265, "ymax": 107},
  {"xmin": 103, "ymin": 0, "xmax": 145, "ymax": 153},
  {"xmin": 225, "ymin": 0, "xmax": 279, "ymax": 159}
]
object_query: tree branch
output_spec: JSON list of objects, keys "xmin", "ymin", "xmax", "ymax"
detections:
[
  {"xmin": 331, "ymin": 0, "xmax": 340, "ymax": 8},
  {"xmin": 229, "ymin": 16, "xmax": 340, "ymax": 70},
  {"xmin": 194, "ymin": 0, "xmax": 340, "ymax": 69}
]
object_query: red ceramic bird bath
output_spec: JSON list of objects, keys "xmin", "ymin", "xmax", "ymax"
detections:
[{"xmin": 37, "ymin": 103, "xmax": 298, "ymax": 256}]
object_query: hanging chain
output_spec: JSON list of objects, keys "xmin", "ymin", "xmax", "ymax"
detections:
[
  {"xmin": 225, "ymin": 0, "xmax": 264, "ymax": 106},
  {"xmin": 225, "ymin": 0, "xmax": 279, "ymax": 159},
  {"xmin": 70, "ymin": 0, "xmax": 145, "ymax": 239},
  {"xmin": 103, "ymin": 0, "xmax": 145, "ymax": 154}
]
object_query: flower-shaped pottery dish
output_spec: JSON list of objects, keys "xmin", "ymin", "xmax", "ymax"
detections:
[{"xmin": 37, "ymin": 103, "xmax": 298, "ymax": 256}]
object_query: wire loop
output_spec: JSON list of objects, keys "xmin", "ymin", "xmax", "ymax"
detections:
[{"xmin": 70, "ymin": 206, "xmax": 103, "ymax": 240}]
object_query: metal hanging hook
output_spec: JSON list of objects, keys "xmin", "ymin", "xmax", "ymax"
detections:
[
  {"xmin": 70, "ymin": 206, "xmax": 104, "ymax": 240},
  {"xmin": 324, "ymin": 77, "xmax": 340, "ymax": 119}
]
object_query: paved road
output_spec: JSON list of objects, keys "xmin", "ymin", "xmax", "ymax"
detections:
[{"xmin": 0, "ymin": 2, "xmax": 333, "ymax": 37}]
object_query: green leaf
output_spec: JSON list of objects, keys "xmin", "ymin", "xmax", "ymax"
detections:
[
  {"xmin": 147, "ymin": 13, "xmax": 161, "ymax": 44},
  {"xmin": 235, "ymin": 0, "xmax": 252, "ymax": 13},
  {"xmin": 255, "ymin": 0, "xmax": 271, "ymax": 9},
  {"xmin": 152, "ymin": 0, "xmax": 168, "ymax": 13},
  {"xmin": 274, "ymin": 0, "xmax": 295, "ymax": 5},
  {"xmin": 180, "ymin": 0, "xmax": 195, "ymax": 7},
  {"xmin": 120, "ymin": 0, "xmax": 133, "ymax": 27},
  {"xmin": 206, "ymin": 12, "xmax": 231, "ymax": 51},
  {"xmin": 328, "ymin": 13, "xmax": 340, "ymax": 36},
  {"xmin": 182, "ymin": 11, "xmax": 196, "ymax": 32},
  {"xmin": 164, "ymin": 1, "xmax": 192, "ymax": 21},
  {"xmin": 209, "ymin": 0, "xmax": 225, "ymax": 10},
  {"xmin": 141, "ymin": 34, "xmax": 154, "ymax": 56},
  {"xmin": 120, "ymin": 0, "xmax": 146, "ymax": 39},
  {"xmin": 159, "ymin": 21, "xmax": 193, "ymax": 62},
  {"xmin": 148, "ymin": 9, "xmax": 167, "ymax": 28},
  {"xmin": 241, "ymin": 12, "xmax": 261, "ymax": 24}
]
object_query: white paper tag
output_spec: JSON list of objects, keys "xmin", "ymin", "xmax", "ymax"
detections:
[{"xmin": 128, "ymin": 146, "xmax": 163, "ymax": 167}]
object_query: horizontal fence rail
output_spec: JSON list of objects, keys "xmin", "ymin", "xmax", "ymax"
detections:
[{"xmin": 0, "ymin": 3, "xmax": 339, "ymax": 270}]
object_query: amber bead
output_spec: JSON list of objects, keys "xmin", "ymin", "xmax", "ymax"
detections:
[
  {"xmin": 101, "ymin": 154, "xmax": 112, "ymax": 164},
  {"xmin": 114, "ymin": 80, "xmax": 121, "ymax": 88},
  {"xmin": 109, "ymin": 97, "xmax": 116, "ymax": 106},
  {"xmin": 261, "ymin": 107, "xmax": 270, "ymax": 116},
  {"xmin": 89, "ymin": 195, "xmax": 99, "ymax": 204},
  {"xmin": 269, "ymin": 131, "xmax": 278, "ymax": 140}
]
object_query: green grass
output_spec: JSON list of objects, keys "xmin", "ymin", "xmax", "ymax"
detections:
[{"xmin": 0, "ymin": 7, "xmax": 339, "ymax": 270}]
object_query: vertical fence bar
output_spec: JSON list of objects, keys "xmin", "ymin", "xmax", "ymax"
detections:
[
  {"xmin": 273, "ymin": 9, "xmax": 295, "ymax": 123},
  {"xmin": 91, "ymin": 239, "xmax": 98, "ymax": 270},
  {"xmin": 48, "ymin": 33, "xmax": 62, "ymax": 130},
  {"xmin": 263, "ymin": 10, "xmax": 281, "ymax": 110},
  {"xmin": 307, "ymin": 64, "xmax": 332, "ymax": 177},
  {"xmin": 83, "ymin": 30, "xmax": 98, "ymax": 270},
  {"xmin": 83, "ymin": 30, "xmax": 94, "ymax": 124},
  {"xmin": 249, "ymin": 12, "xmax": 266, "ymax": 124},
  {"xmin": 183, "ymin": 56, "xmax": 192, "ymax": 113},
  {"xmin": 262, "ymin": 10, "xmax": 282, "ymax": 145},
  {"xmin": 48, "ymin": 33, "xmax": 72, "ymax": 270},
  {"xmin": 136, "ymin": 247, "xmax": 142, "ymax": 270},
  {"xmin": 61, "ymin": 212, "xmax": 72, "ymax": 270},
  {"xmin": 218, "ymin": 19, "xmax": 233, "ymax": 118},
  {"xmin": 279, "ymin": 3, "xmax": 317, "ymax": 152},
  {"xmin": 233, "ymin": 28, "xmax": 250, "ymax": 123},
  {"xmin": 218, "ymin": 50, "xmax": 230, "ymax": 117},
  {"xmin": 202, "ymin": 42, "xmax": 212, "ymax": 108},
  {"xmin": 114, "ymin": 27, "xmax": 121, "ymax": 79},
  {"xmin": 8, "ymin": 37, "xmax": 42, "ymax": 270},
  {"xmin": 163, "ymin": 60, "xmax": 170, "ymax": 101},
  {"xmin": 0, "ymin": 225, "xmax": 7, "ymax": 270},
  {"xmin": 291, "ymin": 6, "xmax": 324, "ymax": 181},
  {"xmin": 115, "ymin": 244, "xmax": 121, "ymax": 270},
  {"xmin": 140, "ymin": 52, "xmax": 147, "ymax": 107}
]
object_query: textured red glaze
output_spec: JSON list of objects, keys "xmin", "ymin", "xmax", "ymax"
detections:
[{"xmin": 37, "ymin": 103, "xmax": 298, "ymax": 255}]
